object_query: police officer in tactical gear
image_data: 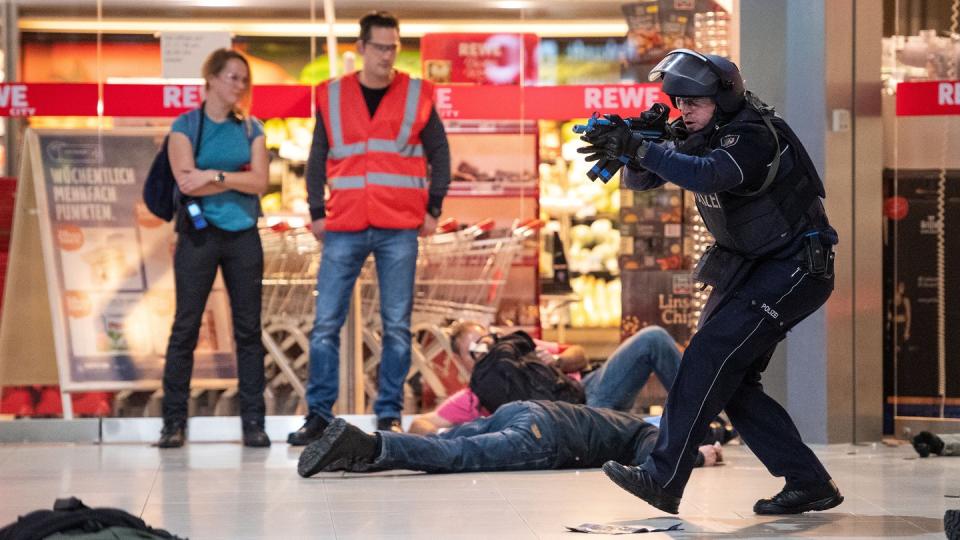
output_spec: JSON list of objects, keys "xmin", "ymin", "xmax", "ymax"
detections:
[{"xmin": 580, "ymin": 49, "xmax": 843, "ymax": 516}]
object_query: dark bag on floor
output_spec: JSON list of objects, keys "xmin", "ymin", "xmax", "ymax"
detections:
[
  {"xmin": 469, "ymin": 330, "xmax": 585, "ymax": 413},
  {"xmin": 0, "ymin": 497, "xmax": 184, "ymax": 540}
]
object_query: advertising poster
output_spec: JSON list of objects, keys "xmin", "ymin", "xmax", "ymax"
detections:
[
  {"xmin": 421, "ymin": 33, "xmax": 539, "ymax": 85},
  {"xmin": 621, "ymin": 0, "xmax": 726, "ymax": 81},
  {"xmin": 621, "ymin": 269, "xmax": 697, "ymax": 345},
  {"xmin": 882, "ymin": 170, "xmax": 960, "ymax": 402},
  {"xmin": 17, "ymin": 129, "xmax": 237, "ymax": 389}
]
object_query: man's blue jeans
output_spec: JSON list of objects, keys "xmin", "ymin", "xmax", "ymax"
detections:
[
  {"xmin": 583, "ymin": 325, "xmax": 680, "ymax": 411},
  {"xmin": 376, "ymin": 402, "xmax": 559, "ymax": 473},
  {"xmin": 374, "ymin": 401, "xmax": 661, "ymax": 473},
  {"xmin": 306, "ymin": 227, "xmax": 419, "ymax": 420}
]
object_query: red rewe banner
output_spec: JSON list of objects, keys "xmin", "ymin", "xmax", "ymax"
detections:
[
  {"xmin": 0, "ymin": 82, "xmax": 672, "ymax": 120},
  {"xmin": 897, "ymin": 80, "xmax": 960, "ymax": 116},
  {"xmin": 104, "ymin": 84, "xmax": 313, "ymax": 118},
  {"xmin": 0, "ymin": 83, "xmax": 98, "ymax": 117},
  {"xmin": 432, "ymin": 83, "xmax": 671, "ymax": 120}
]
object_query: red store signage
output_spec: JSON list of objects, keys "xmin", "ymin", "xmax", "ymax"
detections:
[
  {"xmin": 421, "ymin": 33, "xmax": 539, "ymax": 85},
  {"xmin": 0, "ymin": 83, "xmax": 98, "ymax": 117},
  {"xmin": 897, "ymin": 80, "xmax": 960, "ymax": 116},
  {"xmin": 1, "ymin": 82, "xmax": 673, "ymax": 120},
  {"xmin": 103, "ymin": 84, "xmax": 314, "ymax": 118}
]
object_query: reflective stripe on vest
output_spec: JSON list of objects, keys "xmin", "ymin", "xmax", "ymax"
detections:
[
  {"xmin": 329, "ymin": 176, "xmax": 366, "ymax": 190},
  {"xmin": 329, "ymin": 174, "xmax": 426, "ymax": 191},
  {"xmin": 327, "ymin": 77, "xmax": 425, "ymax": 160}
]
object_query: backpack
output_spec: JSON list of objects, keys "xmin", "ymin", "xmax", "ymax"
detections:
[
  {"xmin": 143, "ymin": 107, "xmax": 260, "ymax": 222},
  {"xmin": 0, "ymin": 497, "xmax": 184, "ymax": 540},
  {"xmin": 143, "ymin": 108, "xmax": 205, "ymax": 221},
  {"xmin": 468, "ymin": 331, "xmax": 586, "ymax": 413}
]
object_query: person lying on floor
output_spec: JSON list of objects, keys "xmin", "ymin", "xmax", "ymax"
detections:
[
  {"xmin": 297, "ymin": 400, "xmax": 722, "ymax": 477},
  {"xmin": 913, "ymin": 431, "xmax": 960, "ymax": 457},
  {"xmin": 408, "ymin": 322, "xmax": 681, "ymax": 435}
]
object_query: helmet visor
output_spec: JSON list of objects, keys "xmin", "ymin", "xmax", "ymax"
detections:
[{"xmin": 648, "ymin": 49, "xmax": 719, "ymax": 91}]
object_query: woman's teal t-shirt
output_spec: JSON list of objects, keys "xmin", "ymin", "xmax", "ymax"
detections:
[{"xmin": 171, "ymin": 112, "xmax": 264, "ymax": 231}]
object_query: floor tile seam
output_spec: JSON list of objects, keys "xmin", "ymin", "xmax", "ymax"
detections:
[
  {"xmin": 319, "ymin": 475, "xmax": 339, "ymax": 539},
  {"xmin": 486, "ymin": 472, "xmax": 541, "ymax": 539},
  {"xmin": 139, "ymin": 460, "xmax": 163, "ymax": 519}
]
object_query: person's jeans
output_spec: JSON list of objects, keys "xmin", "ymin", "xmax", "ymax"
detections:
[
  {"xmin": 163, "ymin": 226, "xmax": 265, "ymax": 425},
  {"xmin": 306, "ymin": 227, "xmax": 419, "ymax": 420},
  {"xmin": 583, "ymin": 325, "xmax": 680, "ymax": 411},
  {"xmin": 375, "ymin": 402, "xmax": 559, "ymax": 473}
]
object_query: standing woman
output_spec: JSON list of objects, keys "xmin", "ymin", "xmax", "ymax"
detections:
[{"xmin": 157, "ymin": 49, "xmax": 270, "ymax": 448}]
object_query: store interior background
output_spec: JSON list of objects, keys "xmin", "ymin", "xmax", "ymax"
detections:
[{"xmin": 0, "ymin": 0, "xmax": 956, "ymax": 446}]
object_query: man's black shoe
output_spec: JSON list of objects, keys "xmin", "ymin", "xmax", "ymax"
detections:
[
  {"xmin": 753, "ymin": 480, "xmax": 844, "ymax": 514},
  {"xmin": 376, "ymin": 416, "xmax": 402, "ymax": 433},
  {"xmin": 297, "ymin": 418, "xmax": 378, "ymax": 478},
  {"xmin": 287, "ymin": 413, "xmax": 328, "ymax": 446},
  {"xmin": 155, "ymin": 422, "xmax": 186, "ymax": 448},
  {"xmin": 242, "ymin": 422, "xmax": 271, "ymax": 448},
  {"xmin": 601, "ymin": 461, "xmax": 680, "ymax": 515}
]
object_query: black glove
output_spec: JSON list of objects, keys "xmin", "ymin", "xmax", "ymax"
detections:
[
  {"xmin": 577, "ymin": 114, "xmax": 645, "ymax": 162},
  {"xmin": 604, "ymin": 115, "xmax": 647, "ymax": 160},
  {"xmin": 576, "ymin": 114, "xmax": 620, "ymax": 162}
]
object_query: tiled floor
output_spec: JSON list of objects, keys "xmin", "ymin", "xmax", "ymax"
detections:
[{"xmin": 0, "ymin": 438, "xmax": 955, "ymax": 539}]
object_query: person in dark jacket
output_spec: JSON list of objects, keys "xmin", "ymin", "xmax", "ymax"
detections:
[
  {"xmin": 296, "ymin": 400, "xmax": 722, "ymax": 477},
  {"xmin": 579, "ymin": 49, "xmax": 842, "ymax": 516}
]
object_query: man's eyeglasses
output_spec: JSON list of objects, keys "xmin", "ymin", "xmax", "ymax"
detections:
[
  {"xmin": 675, "ymin": 96, "xmax": 713, "ymax": 109},
  {"xmin": 364, "ymin": 41, "xmax": 400, "ymax": 54}
]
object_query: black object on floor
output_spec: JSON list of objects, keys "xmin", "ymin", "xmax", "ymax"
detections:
[
  {"xmin": 945, "ymin": 509, "xmax": 959, "ymax": 540},
  {"xmin": 0, "ymin": 496, "xmax": 185, "ymax": 539}
]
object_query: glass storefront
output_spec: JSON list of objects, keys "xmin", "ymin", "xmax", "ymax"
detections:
[{"xmin": 883, "ymin": 0, "xmax": 960, "ymax": 435}]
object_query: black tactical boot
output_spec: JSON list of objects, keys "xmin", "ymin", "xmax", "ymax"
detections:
[
  {"xmin": 297, "ymin": 418, "xmax": 379, "ymax": 478},
  {"xmin": 156, "ymin": 421, "xmax": 186, "ymax": 448},
  {"xmin": 287, "ymin": 413, "xmax": 329, "ymax": 446},
  {"xmin": 753, "ymin": 480, "xmax": 844, "ymax": 514},
  {"xmin": 602, "ymin": 461, "xmax": 680, "ymax": 515}
]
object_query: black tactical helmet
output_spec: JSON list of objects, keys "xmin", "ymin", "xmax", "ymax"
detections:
[{"xmin": 648, "ymin": 49, "xmax": 745, "ymax": 113}]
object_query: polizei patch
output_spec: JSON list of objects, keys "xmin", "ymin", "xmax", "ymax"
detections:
[{"xmin": 720, "ymin": 134, "xmax": 740, "ymax": 148}]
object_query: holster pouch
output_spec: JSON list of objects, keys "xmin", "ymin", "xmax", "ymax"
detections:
[
  {"xmin": 804, "ymin": 235, "xmax": 835, "ymax": 278},
  {"xmin": 693, "ymin": 244, "xmax": 750, "ymax": 292}
]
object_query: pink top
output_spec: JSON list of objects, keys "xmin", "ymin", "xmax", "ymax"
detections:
[{"xmin": 434, "ymin": 339, "xmax": 580, "ymax": 425}]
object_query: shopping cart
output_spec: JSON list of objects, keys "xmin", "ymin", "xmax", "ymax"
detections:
[
  {"xmin": 260, "ymin": 219, "xmax": 539, "ymax": 414},
  {"xmin": 259, "ymin": 223, "xmax": 320, "ymax": 408},
  {"xmin": 358, "ymin": 219, "xmax": 540, "ymax": 408}
]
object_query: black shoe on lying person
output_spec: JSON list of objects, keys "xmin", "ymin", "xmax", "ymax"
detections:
[
  {"xmin": 287, "ymin": 413, "xmax": 329, "ymax": 446},
  {"xmin": 753, "ymin": 480, "xmax": 844, "ymax": 514},
  {"xmin": 297, "ymin": 418, "xmax": 380, "ymax": 478},
  {"xmin": 601, "ymin": 461, "xmax": 681, "ymax": 515}
]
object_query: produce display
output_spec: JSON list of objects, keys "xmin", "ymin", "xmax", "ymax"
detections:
[{"xmin": 539, "ymin": 119, "xmax": 621, "ymax": 328}]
